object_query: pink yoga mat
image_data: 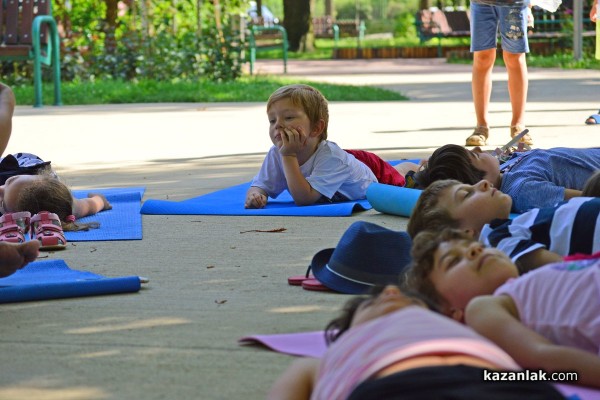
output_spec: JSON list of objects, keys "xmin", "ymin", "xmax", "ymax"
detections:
[
  {"xmin": 239, "ymin": 331, "xmax": 327, "ymax": 359},
  {"xmin": 239, "ymin": 331, "xmax": 600, "ymax": 400}
]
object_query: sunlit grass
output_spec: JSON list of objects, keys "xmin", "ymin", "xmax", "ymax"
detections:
[{"xmin": 11, "ymin": 76, "xmax": 407, "ymax": 106}]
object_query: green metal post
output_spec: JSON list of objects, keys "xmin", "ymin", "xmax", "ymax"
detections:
[
  {"xmin": 249, "ymin": 25, "xmax": 287, "ymax": 75},
  {"xmin": 32, "ymin": 15, "xmax": 62, "ymax": 107},
  {"xmin": 333, "ymin": 24, "xmax": 340, "ymax": 49},
  {"xmin": 359, "ymin": 20, "xmax": 366, "ymax": 41},
  {"xmin": 279, "ymin": 25, "xmax": 288, "ymax": 74}
]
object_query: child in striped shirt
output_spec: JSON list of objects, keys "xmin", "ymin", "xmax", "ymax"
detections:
[{"xmin": 407, "ymin": 178, "xmax": 600, "ymax": 273}]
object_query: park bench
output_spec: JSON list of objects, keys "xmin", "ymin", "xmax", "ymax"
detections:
[
  {"xmin": 313, "ymin": 16, "xmax": 366, "ymax": 48},
  {"xmin": 247, "ymin": 24, "xmax": 288, "ymax": 75},
  {"xmin": 527, "ymin": 7, "xmax": 595, "ymax": 44},
  {"xmin": 333, "ymin": 19, "xmax": 365, "ymax": 38},
  {"xmin": 416, "ymin": 9, "xmax": 471, "ymax": 42},
  {"xmin": 313, "ymin": 16, "xmax": 336, "ymax": 38},
  {"xmin": 415, "ymin": 9, "xmax": 471, "ymax": 57},
  {"xmin": 0, "ymin": 0, "xmax": 62, "ymax": 107}
]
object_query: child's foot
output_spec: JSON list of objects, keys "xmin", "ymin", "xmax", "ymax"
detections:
[{"xmin": 0, "ymin": 241, "xmax": 40, "ymax": 278}]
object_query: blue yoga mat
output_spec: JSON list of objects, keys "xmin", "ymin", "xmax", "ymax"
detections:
[
  {"xmin": 67, "ymin": 187, "xmax": 145, "ymax": 241},
  {"xmin": 0, "ymin": 259, "xmax": 142, "ymax": 303},
  {"xmin": 367, "ymin": 183, "xmax": 422, "ymax": 218},
  {"xmin": 141, "ymin": 182, "xmax": 371, "ymax": 217},
  {"xmin": 140, "ymin": 160, "xmax": 423, "ymax": 217},
  {"xmin": 366, "ymin": 182, "xmax": 521, "ymax": 219}
]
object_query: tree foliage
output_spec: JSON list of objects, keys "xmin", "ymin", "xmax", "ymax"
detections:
[{"xmin": 1, "ymin": 0, "xmax": 246, "ymax": 84}]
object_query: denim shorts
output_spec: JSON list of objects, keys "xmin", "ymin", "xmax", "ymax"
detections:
[{"xmin": 470, "ymin": 1, "xmax": 529, "ymax": 54}]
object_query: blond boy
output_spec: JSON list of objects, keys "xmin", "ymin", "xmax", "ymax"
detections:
[{"xmin": 245, "ymin": 84, "xmax": 378, "ymax": 208}]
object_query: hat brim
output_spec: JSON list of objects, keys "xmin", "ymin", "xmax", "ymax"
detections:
[{"xmin": 310, "ymin": 248, "xmax": 372, "ymax": 295}]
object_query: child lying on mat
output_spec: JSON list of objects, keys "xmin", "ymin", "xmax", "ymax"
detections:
[
  {"xmin": 403, "ymin": 228, "xmax": 600, "ymax": 388},
  {"xmin": 0, "ymin": 240, "xmax": 39, "ymax": 278},
  {"xmin": 245, "ymin": 84, "xmax": 406, "ymax": 209},
  {"xmin": 0, "ymin": 83, "xmax": 111, "ymax": 234},
  {"xmin": 268, "ymin": 285, "xmax": 564, "ymax": 400},
  {"xmin": 413, "ymin": 144, "xmax": 600, "ymax": 213},
  {"xmin": 407, "ymin": 179, "xmax": 600, "ymax": 272}
]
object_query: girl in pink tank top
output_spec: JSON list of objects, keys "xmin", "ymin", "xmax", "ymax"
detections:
[{"xmin": 268, "ymin": 285, "xmax": 564, "ymax": 400}]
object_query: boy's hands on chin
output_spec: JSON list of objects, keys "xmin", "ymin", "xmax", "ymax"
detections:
[{"xmin": 278, "ymin": 127, "xmax": 307, "ymax": 157}]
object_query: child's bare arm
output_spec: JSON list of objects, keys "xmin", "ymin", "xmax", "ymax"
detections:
[
  {"xmin": 466, "ymin": 295, "xmax": 600, "ymax": 388},
  {"xmin": 245, "ymin": 187, "xmax": 268, "ymax": 209},
  {"xmin": 281, "ymin": 155, "xmax": 323, "ymax": 205},
  {"xmin": 564, "ymin": 188, "xmax": 583, "ymax": 200},
  {"xmin": 73, "ymin": 193, "xmax": 112, "ymax": 218},
  {"xmin": 268, "ymin": 357, "xmax": 319, "ymax": 400},
  {"xmin": 515, "ymin": 248, "xmax": 563, "ymax": 273}
]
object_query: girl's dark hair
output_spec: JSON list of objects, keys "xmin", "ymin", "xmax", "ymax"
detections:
[
  {"xmin": 403, "ymin": 228, "xmax": 474, "ymax": 313},
  {"xmin": 323, "ymin": 285, "xmax": 441, "ymax": 345},
  {"xmin": 415, "ymin": 144, "xmax": 486, "ymax": 189},
  {"xmin": 324, "ymin": 295, "xmax": 369, "ymax": 345}
]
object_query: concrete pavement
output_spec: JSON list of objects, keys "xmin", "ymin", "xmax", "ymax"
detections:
[{"xmin": 1, "ymin": 58, "xmax": 599, "ymax": 400}]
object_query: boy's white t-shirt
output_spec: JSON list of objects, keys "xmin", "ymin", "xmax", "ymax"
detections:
[{"xmin": 250, "ymin": 140, "xmax": 377, "ymax": 201}]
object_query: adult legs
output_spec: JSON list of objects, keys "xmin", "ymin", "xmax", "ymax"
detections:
[
  {"xmin": 503, "ymin": 50, "xmax": 532, "ymax": 144},
  {"xmin": 472, "ymin": 48, "xmax": 496, "ymax": 129},
  {"xmin": 467, "ymin": 48, "xmax": 496, "ymax": 146}
]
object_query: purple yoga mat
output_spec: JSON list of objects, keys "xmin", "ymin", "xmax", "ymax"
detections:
[{"xmin": 238, "ymin": 331, "xmax": 327, "ymax": 359}]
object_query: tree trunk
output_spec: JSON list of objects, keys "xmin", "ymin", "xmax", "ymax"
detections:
[
  {"xmin": 212, "ymin": 0, "xmax": 226, "ymax": 56},
  {"xmin": 325, "ymin": 0, "xmax": 333, "ymax": 16},
  {"xmin": 140, "ymin": 0, "xmax": 149, "ymax": 40},
  {"xmin": 104, "ymin": 0, "xmax": 119, "ymax": 56},
  {"xmin": 197, "ymin": 0, "xmax": 202, "ymax": 38},
  {"xmin": 283, "ymin": 0, "xmax": 312, "ymax": 52}
]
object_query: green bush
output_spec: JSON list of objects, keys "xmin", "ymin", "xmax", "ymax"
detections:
[
  {"xmin": 336, "ymin": 0, "xmax": 373, "ymax": 20},
  {"xmin": 365, "ymin": 19, "xmax": 397, "ymax": 34},
  {"xmin": 198, "ymin": 25, "xmax": 244, "ymax": 82},
  {"xmin": 1, "ymin": 0, "xmax": 245, "ymax": 85},
  {"xmin": 394, "ymin": 11, "xmax": 418, "ymax": 38}
]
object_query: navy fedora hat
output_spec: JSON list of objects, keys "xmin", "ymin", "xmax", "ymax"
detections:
[{"xmin": 309, "ymin": 221, "xmax": 412, "ymax": 294}]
